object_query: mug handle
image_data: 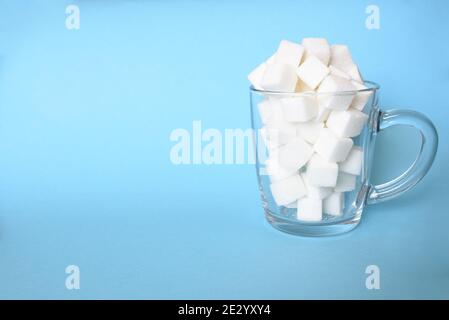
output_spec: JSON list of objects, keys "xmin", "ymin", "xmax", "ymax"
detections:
[{"xmin": 367, "ymin": 109, "xmax": 438, "ymax": 204}]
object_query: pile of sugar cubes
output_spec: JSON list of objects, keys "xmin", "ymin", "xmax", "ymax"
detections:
[{"xmin": 248, "ymin": 38, "xmax": 372, "ymax": 222}]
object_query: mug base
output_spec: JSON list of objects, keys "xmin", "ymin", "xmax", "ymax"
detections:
[{"xmin": 264, "ymin": 210, "xmax": 362, "ymax": 237}]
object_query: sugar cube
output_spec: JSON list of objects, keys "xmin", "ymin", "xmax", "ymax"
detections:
[
  {"xmin": 278, "ymin": 137, "xmax": 314, "ymax": 170},
  {"xmin": 248, "ymin": 54, "xmax": 277, "ymax": 90},
  {"xmin": 266, "ymin": 54, "xmax": 276, "ymax": 64},
  {"xmin": 323, "ymin": 192, "xmax": 345, "ymax": 216},
  {"xmin": 297, "ymin": 121, "xmax": 325, "ymax": 144},
  {"xmin": 295, "ymin": 79, "xmax": 314, "ymax": 92},
  {"xmin": 326, "ymin": 108, "xmax": 369, "ymax": 138},
  {"xmin": 257, "ymin": 98, "xmax": 273, "ymax": 124},
  {"xmin": 281, "ymin": 95, "xmax": 318, "ymax": 122},
  {"xmin": 264, "ymin": 103, "xmax": 298, "ymax": 146},
  {"xmin": 339, "ymin": 146, "xmax": 363, "ymax": 175},
  {"xmin": 314, "ymin": 128, "xmax": 353, "ymax": 162},
  {"xmin": 248, "ymin": 62, "xmax": 267, "ymax": 90},
  {"xmin": 347, "ymin": 64, "xmax": 363, "ymax": 83},
  {"xmin": 334, "ymin": 172, "xmax": 357, "ymax": 192},
  {"xmin": 259, "ymin": 126, "xmax": 274, "ymax": 150},
  {"xmin": 265, "ymin": 156, "xmax": 298, "ymax": 182},
  {"xmin": 262, "ymin": 126, "xmax": 297, "ymax": 148},
  {"xmin": 270, "ymin": 174, "xmax": 307, "ymax": 206},
  {"xmin": 274, "ymin": 40, "xmax": 304, "ymax": 67},
  {"xmin": 265, "ymin": 99, "xmax": 296, "ymax": 129},
  {"xmin": 329, "ymin": 45, "xmax": 355, "ymax": 73},
  {"xmin": 302, "ymin": 38, "xmax": 331, "ymax": 65},
  {"xmin": 306, "ymin": 153, "xmax": 339, "ymax": 187},
  {"xmin": 315, "ymin": 104, "xmax": 331, "ymax": 122},
  {"xmin": 350, "ymin": 80, "xmax": 372, "ymax": 111},
  {"xmin": 317, "ymin": 75, "xmax": 356, "ymax": 111},
  {"xmin": 297, "ymin": 197, "xmax": 322, "ymax": 221},
  {"xmin": 261, "ymin": 63, "xmax": 298, "ymax": 92},
  {"xmin": 301, "ymin": 173, "xmax": 333, "ymax": 200},
  {"xmin": 296, "ymin": 56, "xmax": 329, "ymax": 90},
  {"xmin": 329, "ymin": 65, "xmax": 351, "ymax": 80}
]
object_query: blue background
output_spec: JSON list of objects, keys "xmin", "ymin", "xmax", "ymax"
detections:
[{"xmin": 0, "ymin": 0, "xmax": 448, "ymax": 299}]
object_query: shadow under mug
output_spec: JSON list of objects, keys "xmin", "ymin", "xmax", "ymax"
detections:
[{"xmin": 250, "ymin": 81, "xmax": 438, "ymax": 237}]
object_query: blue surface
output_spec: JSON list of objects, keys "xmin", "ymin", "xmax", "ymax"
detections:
[{"xmin": 0, "ymin": 0, "xmax": 448, "ymax": 299}]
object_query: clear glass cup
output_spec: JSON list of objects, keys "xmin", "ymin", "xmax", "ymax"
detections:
[{"xmin": 250, "ymin": 81, "xmax": 438, "ymax": 236}]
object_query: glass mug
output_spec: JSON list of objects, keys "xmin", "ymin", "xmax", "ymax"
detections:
[{"xmin": 250, "ymin": 82, "xmax": 438, "ymax": 236}]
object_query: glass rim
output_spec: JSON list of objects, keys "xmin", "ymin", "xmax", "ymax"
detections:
[{"xmin": 250, "ymin": 80, "xmax": 380, "ymax": 96}]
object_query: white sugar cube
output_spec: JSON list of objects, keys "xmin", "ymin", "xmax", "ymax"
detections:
[
  {"xmin": 347, "ymin": 64, "xmax": 363, "ymax": 83},
  {"xmin": 329, "ymin": 65, "xmax": 351, "ymax": 80},
  {"xmin": 302, "ymin": 38, "xmax": 331, "ymax": 65},
  {"xmin": 262, "ymin": 126, "xmax": 297, "ymax": 148},
  {"xmin": 297, "ymin": 121, "xmax": 324, "ymax": 144},
  {"xmin": 248, "ymin": 62, "xmax": 267, "ymax": 90},
  {"xmin": 260, "ymin": 127, "xmax": 295, "ymax": 152},
  {"xmin": 259, "ymin": 126, "xmax": 273, "ymax": 150},
  {"xmin": 314, "ymin": 128, "xmax": 353, "ymax": 162},
  {"xmin": 261, "ymin": 63, "xmax": 298, "ymax": 92},
  {"xmin": 265, "ymin": 157, "xmax": 298, "ymax": 182},
  {"xmin": 295, "ymin": 79, "xmax": 314, "ymax": 92},
  {"xmin": 264, "ymin": 102, "xmax": 298, "ymax": 146},
  {"xmin": 270, "ymin": 174, "xmax": 306, "ymax": 206},
  {"xmin": 248, "ymin": 54, "xmax": 276, "ymax": 90},
  {"xmin": 317, "ymin": 75, "xmax": 356, "ymax": 111},
  {"xmin": 281, "ymin": 95, "xmax": 318, "ymax": 122},
  {"xmin": 339, "ymin": 146, "xmax": 363, "ymax": 175},
  {"xmin": 278, "ymin": 137, "xmax": 314, "ymax": 170},
  {"xmin": 257, "ymin": 98, "xmax": 274, "ymax": 124},
  {"xmin": 274, "ymin": 40, "xmax": 304, "ymax": 66},
  {"xmin": 306, "ymin": 153, "xmax": 339, "ymax": 187},
  {"xmin": 265, "ymin": 99, "xmax": 296, "ymax": 129},
  {"xmin": 326, "ymin": 108, "xmax": 369, "ymax": 138},
  {"xmin": 296, "ymin": 56, "xmax": 329, "ymax": 90},
  {"xmin": 266, "ymin": 54, "xmax": 276, "ymax": 64},
  {"xmin": 301, "ymin": 173, "xmax": 333, "ymax": 200},
  {"xmin": 350, "ymin": 80, "xmax": 372, "ymax": 111},
  {"xmin": 330, "ymin": 45, "xmax": 355, "ymax": 73},
  {"xmin": 315, "ymin": 104, "xmax": 331, "ymax": 122},
  {"xmin": 334, "ymin": 172, "xmax": 357, "ymax": 192},
  {"xmin": 323, "ymin": 192, "xmax": 345, "ymax": 216},
  {"xmin": 297, "ymin": 197, "xmax": 322, "ymax": 222}
]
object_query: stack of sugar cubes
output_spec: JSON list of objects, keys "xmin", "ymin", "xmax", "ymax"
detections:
[{"xmin": 248, "ymin": 38, "xmax": 372, "ymax": 222}]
